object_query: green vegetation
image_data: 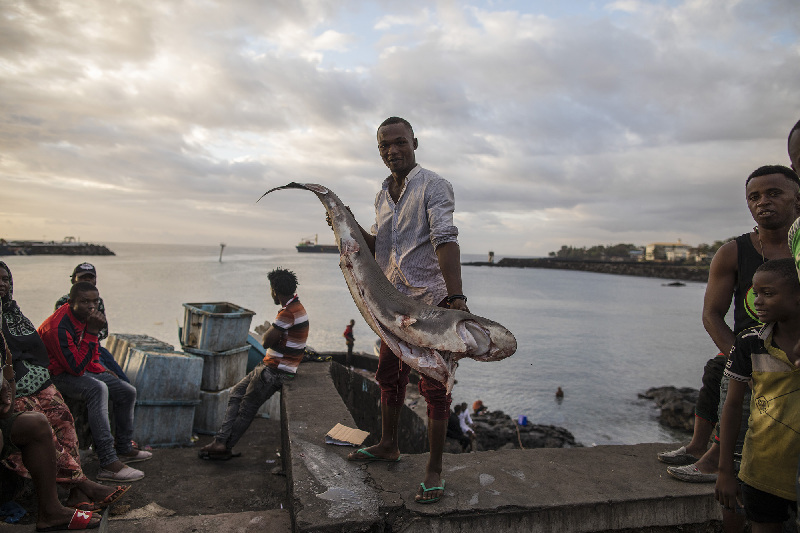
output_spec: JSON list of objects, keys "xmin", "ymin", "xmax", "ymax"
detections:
[
  {"xmin": 548, "ymin": 239, "xmax": 733, "ymax": 261},
  {"xmin": 548, "ymin": 244, "xmax": 639, "ymax": 260}
]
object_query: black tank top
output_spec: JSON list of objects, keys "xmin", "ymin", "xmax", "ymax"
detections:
[{"xmin": 733, "ymin": 233, "xmax": 766, "ymax": 333}]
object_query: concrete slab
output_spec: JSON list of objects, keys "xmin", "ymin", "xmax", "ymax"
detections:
[{"xmin": 283, "ymin": 362, "xmax": 723, "ymax": 533}]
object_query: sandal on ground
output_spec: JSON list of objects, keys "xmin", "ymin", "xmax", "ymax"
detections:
[
  {"xmin": 666, "ymin": 463, "xmax": 718, "ymax": 483},
  {"xmin": 198, "ymin": 449, "xmax": 242, "ymax": 461},
  {"xmin": 36, "ymin": 509, "xmax": 100, "ymax": 531},
  {"xmin": 74, "ymin": 502, "xmax": 100, "ymax": 512},
  {"xmin": 96, "ymin": 485, "xmax": 131, "ymax": 508},
  {"xmin": 119, "ymin": 449, "xmax": 153, "ymax": 464},
  {"xmin": 347, "ymin": 448, "xmax": 401, "ymax": 463},
  {"xmin": 656, "ymin": 446, "xmax": 698, "ymax": 465},
  {"xmin": 415, "ymin": 480, "xmax": 446, "ymax": 504}
]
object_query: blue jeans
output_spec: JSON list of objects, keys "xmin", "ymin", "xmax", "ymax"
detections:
[
  {"xmin": 98, "ymin": 346, "xmax": 129, "ymax": 383},
  {"xmin": 51, "ymin": 371, "xmax": 137, "ymax": 467},
  {"xmin": 214, "ymin": 364, "xmax": 291, "ymax": 450}
]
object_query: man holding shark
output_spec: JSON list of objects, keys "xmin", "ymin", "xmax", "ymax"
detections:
[{"xmin": 343, "ymin": 116, "xmax": 468, "ymax": 505}]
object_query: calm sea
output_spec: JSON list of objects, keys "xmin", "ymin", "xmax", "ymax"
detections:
[{"xmin": 2, "ymin": 242, "xmax": 717, "ymax": 447}]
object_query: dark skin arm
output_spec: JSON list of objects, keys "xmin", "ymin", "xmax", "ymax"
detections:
[
  {"xmin": 84, "ymin": 311, "xmax": 118, "ymax": 377},
  {"xmin": 0, "ymin": 374, "xmax": 14, "ymax": 420},
  {"xmin": 261, "ymin": 325, "xmax": 283, "ymax": 351},
  {"xmin": 85, "ymin": 310, "xmax": 107, "ymax": 336},
  {"xmin": 715, "ymin": 377, "xmax": 747, "ymax": 510},
  {"xmin": 436, "ymin": 241, "xmax": 468, "ymax": 312},
  {"xmin": 702, "ymin": 240, "xmax": 738, "ymax": 354}
]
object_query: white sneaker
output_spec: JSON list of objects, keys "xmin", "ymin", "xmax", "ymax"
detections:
[
  {"xmin": 97, "ymin": 465, "xmax": 144, "ymax": 482},
  {"xmin": 119, "ymin": 449, "xmax": 153, "ymax": 464}
]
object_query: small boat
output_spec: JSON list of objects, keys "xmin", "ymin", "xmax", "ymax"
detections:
[
  {"xmin": 296, "ymin": 234, "xmax": 338, "ymax": 254},
  {"xmin": 662, "ymin": 281, "xmax": 686, "ymax": 287}
]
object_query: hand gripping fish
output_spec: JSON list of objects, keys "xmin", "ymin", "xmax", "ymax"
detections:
[{"xmin": 258, "ymin": 183, "xmax": 517, "ymax": 392}]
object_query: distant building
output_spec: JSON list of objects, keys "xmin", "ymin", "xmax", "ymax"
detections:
[
  {"xmin": 645, "ymin": 239, "xmax": 692, "ymax": 262},
  {"xmin": 628, "ymin": 249, "xmax": 645, "ymax": 262}
]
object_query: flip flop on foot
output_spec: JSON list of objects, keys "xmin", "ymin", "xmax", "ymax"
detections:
[
  {"xmin": 36, "ymin": 509, "xmax": 100, "ymax": 531},
  {"xmin": 198, "ymin": 449, "xmax": 242, "ymax": 461},
  {"xmin": 347, "ymin": 448, "xmax": 401, "ymax": 463},
  {"xmin": 415, "ymin": 480, "xmax": 446, "ymax": 504}
]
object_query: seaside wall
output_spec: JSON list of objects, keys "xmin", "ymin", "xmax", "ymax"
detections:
[
  {"xmin": 280, "ymin": 361, "xmax": 725, "ymax": 533},
  {"xmin": 329, "ymin": 354, "xmax": 428, "ymax": 454},
  {"xmin": 470, "ymin": 258, "xmax": 709, "ymax": 282}
]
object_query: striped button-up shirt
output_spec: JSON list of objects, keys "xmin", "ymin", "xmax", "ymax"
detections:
[{"xmin": 370, "ymin": 165, "xmax": 459, "ymax": 305}]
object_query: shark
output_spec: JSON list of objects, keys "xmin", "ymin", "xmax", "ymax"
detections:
[{"xmin": 258, "ymin": 182, "xmax": 517, "ymax": 392}]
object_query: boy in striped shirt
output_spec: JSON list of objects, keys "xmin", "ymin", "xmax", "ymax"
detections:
[{"xmin": 199, "ymin": 268, "xmax": 308, "ymax": 460}]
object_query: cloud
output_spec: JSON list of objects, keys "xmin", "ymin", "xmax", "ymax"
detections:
[{"xmin": 1, "ymin": 0, "xmax": 799, "ymax": 255}]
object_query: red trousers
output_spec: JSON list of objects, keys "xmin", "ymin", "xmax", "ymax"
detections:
[{"xmin": 375, "ymin": 299, "xmax": 452, "ymax": 421}]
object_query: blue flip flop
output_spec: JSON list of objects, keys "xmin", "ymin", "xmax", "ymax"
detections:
[
  {"xmin": 348, "ymin": 448, "xmax": 401, "ymax": 463},
  {"xmin": 415, "ymin": 479, "xmax": 446, "ymax": 504}
]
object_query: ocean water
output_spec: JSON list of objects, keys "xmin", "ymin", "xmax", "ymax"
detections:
[{"xmin": 2, "ymin": 242, "xmax": 717, "ymax": 447}]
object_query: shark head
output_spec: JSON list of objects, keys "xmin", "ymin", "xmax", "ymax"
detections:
[{"xmin": 456, "ymin": 318, "xmax": 517, "ymax": 362}]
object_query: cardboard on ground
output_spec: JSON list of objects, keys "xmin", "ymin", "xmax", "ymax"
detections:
[{"xmin": 325, "ymin": 423, "xmax": 369, "ymax": 446}]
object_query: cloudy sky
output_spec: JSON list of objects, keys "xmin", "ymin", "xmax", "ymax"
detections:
[{"xmin": 2, "ymin": 0, "xmax": 799, "ymax": 256}]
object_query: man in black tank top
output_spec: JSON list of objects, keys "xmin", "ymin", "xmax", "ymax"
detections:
[{"xmin": 658, "ymin": 167, "xmax": 800, "ymax": 496}]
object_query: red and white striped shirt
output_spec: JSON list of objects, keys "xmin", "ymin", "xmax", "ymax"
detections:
[{"xmin": 263, "ymin": 297, "xmax": 309, "ymax": 374}]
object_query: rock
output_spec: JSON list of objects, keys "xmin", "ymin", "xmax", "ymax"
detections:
[
  {"xmin": 639, "ymin": 386, "xmax": 698, "ymax": 432},
  {"xmin": 473, "ymin": 410, "xmax": 580, "ymax": 451}
]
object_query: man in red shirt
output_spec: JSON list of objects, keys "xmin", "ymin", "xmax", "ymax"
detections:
[{"xmin": 39, "ymin": 281, "xmax": 151, "ymax": 482}]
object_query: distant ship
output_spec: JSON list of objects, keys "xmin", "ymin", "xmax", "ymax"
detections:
[{"xmin": 296, "ymin": 234, "xmax": 338, "ymax": 254}]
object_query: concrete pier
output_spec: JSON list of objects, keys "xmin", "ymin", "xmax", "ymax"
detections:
[
  {"xmin": 5, "ymin": 356, "xmax": 727, "ymax": 532},
  {"xmin": 282, "ymin": 361, "xmax": 722, "ymax": 533}
]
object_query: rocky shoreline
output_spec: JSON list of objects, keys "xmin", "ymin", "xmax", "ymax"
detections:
[
  {"xmin": 639, "ymin": 386, "xmax": 698, "ymax": 432},
  {"xmin": 464, "ymin": 258, "xmax": 709, "ymax": 282},
  {"xmin": 446, "ymin": 410, "xmax": 581, "ymax": 453}
]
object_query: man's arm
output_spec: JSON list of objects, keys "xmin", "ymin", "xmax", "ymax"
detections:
[
  {"xmin": 702, "ymin": 240, "xmax": 738, "ymax": 354},
  {"xmin": 56, "ymin": 312, "xmax": 105, "ymax": 376},
  {"xmin": 715, "ymin": 377, "xmax": 747, "ymax": 510},
  {"xmin": 435, "ymin": 241, "xmax": 468, "ymax": 312},
  {"xmin": 261, "ymin": 325, "xmax": 284, "ymax": 351}
]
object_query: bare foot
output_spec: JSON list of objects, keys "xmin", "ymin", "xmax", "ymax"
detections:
[
  {"xmin": 347, "ymin": 443, "xmax": 400, "ymax": 462},
  {"xmin": 67, "ymin": 479, "xmax": 119, "ymax": 506},
  {"xmin": 415, "ymin": 471, "xmax": 444, "ymax": 503}
]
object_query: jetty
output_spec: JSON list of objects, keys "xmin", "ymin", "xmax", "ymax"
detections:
[
  {"xmin": 464, "ymin": 257, "xmax": 709, "ymax": 282},
  {"xmin": 92, "ymin": 352, "xmax": 722, "ymax": 533},
  {"xmin": 0, "ymin": 237, "xmax": 114, "ymax": 256},
  {"xmin": 2, "ymin": 351, "xmax": 728, "ymax": 532}
]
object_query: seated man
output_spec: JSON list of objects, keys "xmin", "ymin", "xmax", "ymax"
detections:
[
  {"xmin": 199, "ymin": 268, "xmax": 308, "ymax": 460},
  {"xmin": 55, "ymin": 263, "xmax": 128, "ymax": 382},
  {"xmin": 1, "ymin": 372, "xmax": 101, "ymax": 530},
  {"xmin": 39, "ymin": 282, "xmax": 151, "ymax": 482}
]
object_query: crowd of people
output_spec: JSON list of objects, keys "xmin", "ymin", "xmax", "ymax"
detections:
[
  {"xmin": 655, "ymin": 119, "xmax": 800, "ymax": 533},
  {"xmin": 1, "ymin": 261, "xmax": 145, "ymax": 530}
]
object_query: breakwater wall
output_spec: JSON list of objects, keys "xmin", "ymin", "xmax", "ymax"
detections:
[
  {"xmin": 465, "ymin": 258, "xmax": 709, "ymax": 282},
  {"xmin": 0, "ymin": 241, "xmax": 115, "ymax": 256}
]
